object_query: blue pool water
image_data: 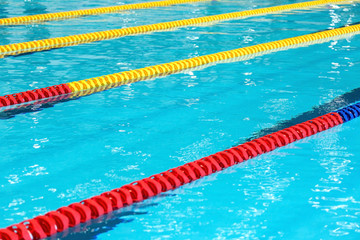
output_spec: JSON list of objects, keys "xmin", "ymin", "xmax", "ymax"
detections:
[{"xmin": 1, "ymin": 0, "xmax": 360, "ymax": 239}]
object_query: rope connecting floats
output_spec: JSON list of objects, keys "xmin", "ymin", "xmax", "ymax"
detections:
[
  {"xmin": 1, "ymin": 24, "xmax": 360, "ymax": 109},
  {"xmin": 2, "ymin": 100, "xmax": 360, "ymax": 239},
  {"xmin": 0, "ymin": 0, "xmax": 357, "ymax": 58},
  {"xmin": 0, "ymin": 0, "xmax": 209, "ymax": 26}
]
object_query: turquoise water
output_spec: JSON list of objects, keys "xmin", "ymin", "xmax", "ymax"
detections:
[{"xmin": 1, "ymin": 0, "xmax": 360, "ymax": 239}]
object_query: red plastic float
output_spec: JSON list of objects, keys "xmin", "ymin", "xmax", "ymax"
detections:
[{"xmin": 0, "ymin": 111, "xmax": 346, "ymax": 240}]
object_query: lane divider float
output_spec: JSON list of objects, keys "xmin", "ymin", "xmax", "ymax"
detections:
[
  {"xmin": 0, "ymin": 0, "xmax": 209, "ymax": 26},
  {"xmin": 1, "ymin": 24, "xmax": 360, "ymax": 109},
  {"xmin": 0, "ymin": 0, "xmax": 358, "ymax": 57},
  {"xmin": 1, "ymin": 99, "xmax": 359, "ymax": 239}
]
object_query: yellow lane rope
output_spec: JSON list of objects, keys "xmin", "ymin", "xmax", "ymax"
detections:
[
  {"xmin": 66, "ymin": 24, "xmax": 360, "ymax": 98},
  {"xmin": 0, "ymin": 0, "xmax": 209, "ymax": 25},
  {"xmin": 0, "ymin": 0, "xmax": 357, "ymax": 58},
  {"xmin": 1, "ymin": 24, "xmax": 359, "ymax": 111}
]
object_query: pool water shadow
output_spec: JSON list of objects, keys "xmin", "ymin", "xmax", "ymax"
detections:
[
  {"xmin": 48, "ymin": 193, "xmax": 176, "ymax": 240},
  {"xmin": 242, "ymin": 86, "xmax": 360, "ymax": 143}
]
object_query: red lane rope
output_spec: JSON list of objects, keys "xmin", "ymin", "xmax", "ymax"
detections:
[
  {"xmin": 0, "ymin": 84, "xmax": 72, "ymax": 108},
  {"xmin": 0, "ymin": 112, "xmax": 344, "ymax": 240}
]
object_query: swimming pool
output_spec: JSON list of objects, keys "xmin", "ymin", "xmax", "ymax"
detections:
[{"xmin": 1, "ymin": 0, "xmax": 360, "ymax": 239}]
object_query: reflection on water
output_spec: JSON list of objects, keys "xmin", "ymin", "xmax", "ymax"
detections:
[
  {"xmin": 23, "ymin": 1, "xmax": 47, "ymax": 15},
  {"xmin": 310, "ymin": 136, "xmax": 360, "ymax": 237},
  {"xmin": 23, "ymin": 1, "xmax": 51, "ymax": 42},
  {"xmin": 0, "ymin": 0, "xmax": 9, "ymax": 19},
  {"xmin": 0, "ymin": 1, "xmax": 10, "ymax": 45},
  {"xmin": 53, "ymin": 197, "xmax": 175, "ymax": 240},
  {"xmin": 0, "ymin": 0, "xmax": 360, "ymax": 239},
  {"xmin": 56, "ymin": 209, "xmax": 148, "ymax": 240}
]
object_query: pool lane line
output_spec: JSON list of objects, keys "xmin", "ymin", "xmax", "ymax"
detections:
[
  {"xmin": 1, "ymin": 23, "xmax": 360, "ymax": 109},
  {"xmin": 0, "ymin": 0, "xmax": 209, "ymax": 26},
  {"xmin": 1, "ymin": 100, "xmax": 359, "ymax": 239},
  {"xmin": 0, "ymin": 0, "xmax": 357, "ymax": 58}
]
